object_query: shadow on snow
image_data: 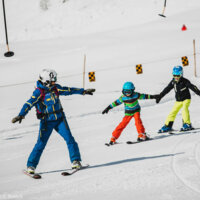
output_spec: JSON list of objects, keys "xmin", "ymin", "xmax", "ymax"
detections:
[{"xmin": 39, "ymin": 152, "xmax": 183, "ymax": 175}]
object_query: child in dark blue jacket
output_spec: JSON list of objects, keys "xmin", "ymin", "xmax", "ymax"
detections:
[{"xmin": 12, "ymin": 69, "xmax": 95, "ymax": 174}]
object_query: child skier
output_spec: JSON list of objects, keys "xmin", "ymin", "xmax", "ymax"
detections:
[
  {"xmin": 102, "ymin": 81, "xmax": 158, "ymax": 145},
  {"xmin": 12, "ymin": 69, "xmax": 95, "ymax": 174},
  {"xmin": 156, "ymin": 66, "xmax": 200, "ymax": 132}
]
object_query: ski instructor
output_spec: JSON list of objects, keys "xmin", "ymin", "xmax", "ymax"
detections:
[{"xmin": 12, "ymin": 69, "xmax": 95, "ymax": 174}]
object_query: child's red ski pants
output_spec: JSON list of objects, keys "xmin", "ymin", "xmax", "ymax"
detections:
[{"xmin": 111, "ymin": 112, "xmax": 145, "ymax": 142}]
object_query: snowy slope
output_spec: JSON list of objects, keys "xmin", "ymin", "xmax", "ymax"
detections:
[{"xmin": 1, "ymin": 0, "xmax": 200, "ymax": 200}]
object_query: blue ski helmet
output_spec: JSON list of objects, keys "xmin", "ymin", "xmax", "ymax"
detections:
[
  {"xmin": 172, "ymin": 66, "xmax": 183, "ymax": 76},
  {"xmin": 122, "ymin": 82, "xmax": 135, "ymax": 96}
]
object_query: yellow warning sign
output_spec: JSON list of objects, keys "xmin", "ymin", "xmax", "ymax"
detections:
[
  {"xmin": 136, "ymin": 64, "xmax": 143, "ymax": 74},
  {"xmin": 182, "ymin": 56, "xmax": 189, "ymax": 66},
  {"xmin": 88, "ymin": 72, "xmax": 96, "ymax": 82}
]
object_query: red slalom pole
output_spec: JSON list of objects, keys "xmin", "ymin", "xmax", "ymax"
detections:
[{"xmin": 2, "ymin": 0, "xmax": 14, "ymax": 57}]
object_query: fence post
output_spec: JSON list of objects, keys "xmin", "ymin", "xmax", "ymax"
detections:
[
  {"xmin": 193, "ymin": 39, "xmax": 197, "ymax": 77},
  {"xmin": 83, "ymin": 54, "xmax": 86, "ymax": 88}
]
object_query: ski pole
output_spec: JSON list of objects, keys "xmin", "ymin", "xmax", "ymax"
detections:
[
  {"xmin": 158, "ymin": 0, "xmax": 167, "ymax": 18},
  {"xmin": 2, "ymin": 0, "xmax": 14, "ymax": 57}
]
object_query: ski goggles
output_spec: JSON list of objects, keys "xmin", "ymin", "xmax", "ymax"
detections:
[
  {"xmin": 123, "ymin": 89, "xmax": 133, "ymax": 96},
  {"xmin": 173, "ymin": 75, "xmax": 181, "ymax": 77}
]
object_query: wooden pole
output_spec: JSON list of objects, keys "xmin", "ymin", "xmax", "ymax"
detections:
[
  {"xmin": 193, "ymin": 39, "xmax": 197, "ymax": 77},
  {"xmin": 83, "ymin": 54, "xmax": 86, "ymax": 88}
]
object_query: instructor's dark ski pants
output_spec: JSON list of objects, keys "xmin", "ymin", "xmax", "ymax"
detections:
[{"xmin": 27, "ymin": 118, "xmax": 81, "ymax": 168}]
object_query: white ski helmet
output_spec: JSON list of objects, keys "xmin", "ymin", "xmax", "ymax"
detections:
[{"xmin": 39, "ymin": 69, "xmax": 57, "ymax": 86}]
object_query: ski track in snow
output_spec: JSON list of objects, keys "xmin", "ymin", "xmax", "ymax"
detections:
[
  {"xmin": 171, "ymin": 131, "xmax": 200, "ymax": 194},
  {"xmin": 195, "ymin": 142, "xmax": 200, "ymax": 169}
]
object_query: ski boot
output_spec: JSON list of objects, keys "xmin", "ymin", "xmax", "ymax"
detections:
[
  {"xmin": 158, "ymin": 125, "xmax": 172, "ymax": 133},
  {"xmin": 105, "ymin": 139, "xmax": 116, "ymax": 146},
  {"xmin": 158, "ymin": 121, "xmax": 173, "ymax": 133},
  {"xmin": 108, "ymin": 137, "xmax": 116, "ymax": 145},
  {"xmin": 27, "ymin": 166, "xmax": 35, "ymax": 174},
  {"xmin": 108, "ymin": 141, "xmax": 114, "ymax": 145},
  {"xmin": 137, "ymin": 133, "xmax": 150, "ymax": 142},
  {"xmin": 181, "ymin": 123, "xmax": 193, "ymax": 131},
  {"xmin": 72, "ymin": 160, "xmax": 82, "ymax": 169}
]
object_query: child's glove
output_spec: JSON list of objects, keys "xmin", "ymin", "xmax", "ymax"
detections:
[
  {"xmin": 102, "ymin": 105, "xmax": 112, "ymax": 114},
  {"xmin": 149, "ymin": 94, "xmax": 158, "ymax": 99},
  {"xmin": 12, "ymin": 115, "xmax": 24, "ymax": 123},
  {"xmin": 83, "ymin": 88, "xmax": 95, "ymax": 95}
]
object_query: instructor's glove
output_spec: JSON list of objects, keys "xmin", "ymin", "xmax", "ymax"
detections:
[
  {"xmin": 83, "ymin": 88, "xmax": 96, "ymax": 95},
  {"xmin": 154, "ymin": 95, "xmax": 162, "ymax": 104},
  {"xmin": 102, "ymin": 105, "xmax": 112, "ymax": 114},
  {"xmin": 149, "ymin": 94, "xmax": 162, "ymax": 103},
  {"xmin": 12, "ymin": 115, "xmax": 24, "ymax": 124}
]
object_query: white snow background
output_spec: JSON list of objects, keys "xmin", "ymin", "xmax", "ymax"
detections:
[{"xmin": 1, "ymin": 0, "xmax": 200, "ymax": 199}]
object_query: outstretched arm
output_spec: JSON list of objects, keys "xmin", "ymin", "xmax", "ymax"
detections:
[
  {"xmin": 137, "ymin": 93, "xmax": 158, "ymax": 100},
  {"xmin": 186, "ymin": 80, "xmax": 200, "ymax": 96},
  {"xmin": 12, "ymin": 89, "xmax": 41, "ymax": 123},
  {"xmin": 56, "ymin": 84, "xmax": 85, "ymax": 95},
  {"xmin": 19, "ymin": 89, "xmax": 41, "ymax": 117},
  {"xmin": 102, "ymin": 96, "xmax": 123, "ymax": 114},
  {"xmin": 155, "ymin": 80, "xmax": 174, "ymax": 103},
  {"xmin": 111, "ymin": 96, "xmax": 124, "ymax": 107},
  {"xmin": 134, "ymin": 92, "xmax": 160, "ymax": 104},
  {"xmin": 56, "ymin": 84, "xmax": 95, "ymax": 96}
]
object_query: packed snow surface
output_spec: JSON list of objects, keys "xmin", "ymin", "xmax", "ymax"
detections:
[{"xmin": 1, "ymin": 0, "xmax": 200, "ymax": 199}]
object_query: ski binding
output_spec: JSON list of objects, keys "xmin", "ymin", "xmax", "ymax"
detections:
[
  {"xmin": 127, "ymin": 138, "xmax": 153, "ymax": 144},
  {"xmin": 23, "ymin": 169, "xmax": 41, "ymax": 179},
  {"xmin": 61, "ymin": 165, "xmax": 89, "ymax": 176}
]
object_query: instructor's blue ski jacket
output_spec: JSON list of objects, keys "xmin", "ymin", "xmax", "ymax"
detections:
[{"xmin": 19, "ymin": 81, "xmax": 84, "ymax": 121}]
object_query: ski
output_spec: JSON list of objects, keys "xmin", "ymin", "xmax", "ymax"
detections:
[
  {"xmin": 61, "ymin": 165, "xmax": 89, "ymax": 176},
  {"xmin": 157, "ymin": 129, "xmax": 177, "ymax": 134},
  {"xmin": 126, "ymin": 138, "xmax": 153, "ymax": 144},
  {"xmin": 105, "ymin": 143, "xmax": 112, "ymax": 146},
  {"xmin": 170, "ymin": 127, "xmax": 200, "ymax": 134},
  {"xmin": 23, "ymin": 169, "xmax": 42, "ymax": 179},
  {"xmin": 158, "ymin": 131, "xmax": 175, "ymax": 135},
  {"xmin": 158, "ymin": 127, "xmax": 200, "ymax": 135},
  {"xmin": 105, "ymin": 142, "xmax": 120, "ymax": 146}
]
